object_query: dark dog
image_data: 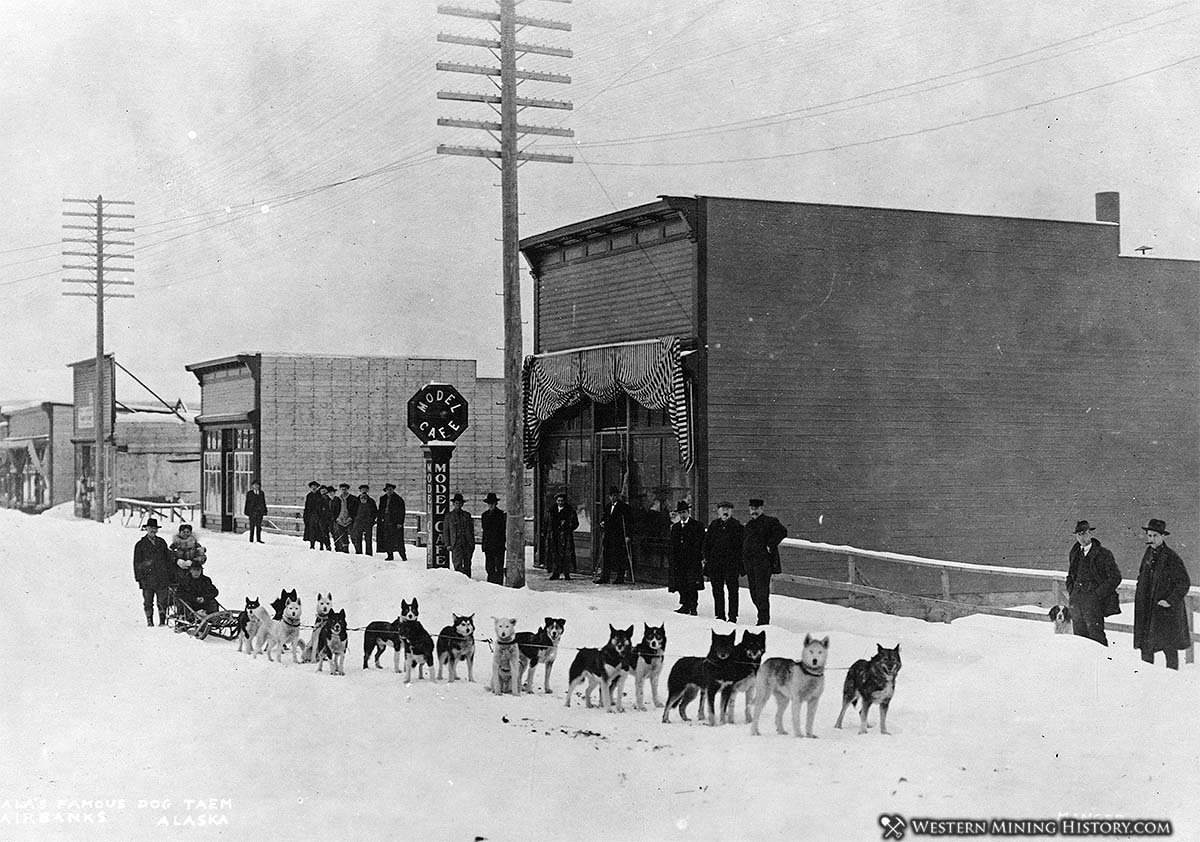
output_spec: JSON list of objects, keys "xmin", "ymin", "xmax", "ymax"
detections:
[
  {"xmin": 399, "ymin": 606, "xmax": 436, "ymax": 683},
  {"xmin": 716, "ymin": 629, "xmax": 767, "ymax": 725},
  {"xmin": 661, "ymin": 630, "xmax": 737, "ymax": 724},
  {"xmin": 835, "ymin": 643, "xmax": 902, "ymax": 735},
  {"xmin": 363, "ymin": 599, "xmax": 420, "ymax": 671},
  {"xmin": 235, "ymin": 597, "xmax": 261, "ymax": 655},
  {"xmin": 516, "ymin": 617, "xmax": 566, "ymax": 694},
  {"xmin": 565, "ymin": 624, "xmax": 635, "ymax": 711},
  {"xmin": 436, "ymin": 614, "xmax": 477, "ymax": 682},
  {"xmin": 633, "ymin": 623, "xmax": 667, "ymax": 711},
  {"xmin": 315, "ymin": 608, "xmax": 348, "ymax": 676},
  {"xmin": 271, "ymin": 588, "xmax": 299, "ymax": 621}
]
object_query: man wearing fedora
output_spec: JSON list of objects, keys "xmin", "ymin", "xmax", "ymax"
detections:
[
  {"xmin": 1065, "ymin": 520, "xmax": 1122, "ymax": 646},
  {"xmin": 543, "ymin": 492, "xmax": 578, "ymax": 581},
  {"xmin": 669, "ymin": 500, "xmax": 705, "ymax": 615},
  {"xmin": 742, "ymin": 498, "xmax": 788, "ymax": 626},
  {"xmin": 351, "ymin": 484, "xmax": 378, "ymax": 556},
  {"xmin": 244, "ymin": 479, "xmax": 267, "ymax": 544},
  {"xmin": 302, "ymin": 481, "xmax": 324, "ymax": 550},
  {"xmin": 330, "ymin": 483, "xmax": 355, "ymax": 553},
  {"xmin": 133, "ymin": 518, "xmax": 175, "ymax": 627},
  {"xmin": 1134, "ymin": 518, "xmax": 1191, "ymax": 670},
  {"xmin": 703, "ymin": 501, "xmax": 745, "ymax": 622},
  {"xmin": 442, "ymin": 492, "xmax": 475, "ymax": 576},
  {"xmin": 597, "ymin": 486, "xmax": 633, "ymax": 584},
  {"xmin": 481, "ymin": 492, "xmax": 507, "ymax": 585},
  {"xmin": 377, "ymin": 483, "xmax": 407, "ymax": 561}
]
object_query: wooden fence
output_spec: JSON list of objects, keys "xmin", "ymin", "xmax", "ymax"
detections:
[
  {"xmin": 257, "ymin": 505, "xmax": 534, "ymax": 546},
  {"xmin": 777, "ymin": 537, "xmax": 1198, "ymax": 665},
  {"xmin": 115, "ymin": 497, "xmax": 200, "ymax": 528}
]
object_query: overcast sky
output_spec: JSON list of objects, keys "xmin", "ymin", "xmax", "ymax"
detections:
[{"xmin": 1, "ymin": 0, "xmax": 1196, "ymax": 408}]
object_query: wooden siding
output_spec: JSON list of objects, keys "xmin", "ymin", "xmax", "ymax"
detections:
[
  {"xmin": 255, "ymin": 355, "xmax": 524, "ymax": 514},
  {"xmin": 702, "ymin": 197, "xmax": 1199, "ymax": 575},
  {"xmin": 536, "ymin": 236, "xmax": 697, "ymax": 352},
  {"xmin": 50, "ymin": 404, "xmax": 75, "ymax": 507},
  {"xmin": 199, "ymin": 370, "xmax": 255, "ymax": 417}
]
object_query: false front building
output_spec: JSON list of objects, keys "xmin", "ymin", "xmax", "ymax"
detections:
[{"xmin": 519, "ymin": 193, "xmax": 1198, "ymax": 586}]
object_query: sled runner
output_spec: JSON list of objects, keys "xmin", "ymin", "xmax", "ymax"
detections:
[{"xmin": 167, "ymin": 588, "xmax": 240, "ymax": 641}]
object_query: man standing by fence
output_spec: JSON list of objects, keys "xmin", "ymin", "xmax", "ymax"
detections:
[
  {"xmin": 1133, "ymin": 518, "xmax": 1191, "ymax": 670},
  {"xmin": 331, "ymin": 483, "xmax": 355, "ymax": 553},
  {"xmin": 377, "ymin": 483, "xmax": 407, "ymax": 561},
  {"xmin": 742, "ymin": 498, "xmax": 788, "ymax": 627},
  {"xmin": 351, "ymin": 484, "xmax": 377, "ymax": 556},
  {"xmin": 245, "ymin": 479, "xmax": 267, "ymax": 543},
  {"xmin": 1065, "ymin": 520, "xmax": 1121, "ymax": 646},
  {"xmin": 303, "ymin": 481, "xmax": 324, "ymax": 549}
]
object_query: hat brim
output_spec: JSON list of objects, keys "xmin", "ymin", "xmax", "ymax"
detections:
[{"xmin": 1142, "ymin": 526, "xmax": 1170, "ymax": 535}]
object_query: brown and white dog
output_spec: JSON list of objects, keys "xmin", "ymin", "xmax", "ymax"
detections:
[{"xmin": 1048, "ymin": 605, "xmax": 1072, "ymax": 634}]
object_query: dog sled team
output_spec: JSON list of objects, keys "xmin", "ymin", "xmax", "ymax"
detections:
[{"xmin": 217, "ymin": 584, "xmax": 904, "ymax": 736}]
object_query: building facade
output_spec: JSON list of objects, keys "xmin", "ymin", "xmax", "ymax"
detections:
[
  {"xmin": 68, "ymin": 356, "xmax": 200, "ymax": 518},
  {"xmin": 520, "ymin": 193, "xmax": 1199, "ymax": 586},
  {"xmin": 0, "ymin": 402, "xmax": 74, "ymax": 512},
  {"xmin": 185, "ymin": 353, "xmax": 513, "ymax": 533}
]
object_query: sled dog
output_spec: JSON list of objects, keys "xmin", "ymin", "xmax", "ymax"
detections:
[
  {"xmin": 516, "ymin": 617, "xmax": 566, "ymax": 694},
  {"xmin": 750, "ymin": 634, "xmax": 829, "ymax": 737},
  {"xmin": 716, "ymin": 629, "xmax": 766, "ymax": 725},
  {"xmin": 255, "ymin": 595, "xmax": 303, "ymax": 663},
  {"xmin": 565, "ymin": 624, "xmax": 635, "ymax": 711},
  {"xmin": 302, "ymin": 592, "xmax": 333, "ymax": 663},
  {"xmin": 315, "ymin": 608, "xmax": 348, "ymax": 676},
  {"xmin": 488, "ymin": 617, "xmax": 522, "ymax": 695},
  {"xmin": 363, "ymin": 598, "xmax": 420, "ymax": 671},
  {"xmin": 436, "ymin": 614, "xmax": 477, "ymax": 682},
  {"xmin": 835, "ymin": 643, "xmax": 902, "ymax": 735},
  {"xmin": 661, "ymin": 630, "xmax": 737, "ymax": 724},
  {"xmin": 399, "ymin": 609, "xmax": 436, "ymax": 683},
  {"xmin": 235, "ymin": 597, "xmax": 261, "ymax": 655},
  {"xmin": 632, "ymin": 623, "xmax": 667, "ymax": 711}
]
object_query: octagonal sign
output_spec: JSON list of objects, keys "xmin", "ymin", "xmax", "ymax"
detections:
[{"xmin": 407, "ymin": 382, "xmax": 469, "ymax": 443}]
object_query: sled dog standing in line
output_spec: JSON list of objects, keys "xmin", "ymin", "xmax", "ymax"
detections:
[
  {"xmin": 835, "ymin": 643, "xmax": 902, "ymax": 735},
  {"xmin": 566, "ymin": 624, "xmax": 635, "ymax": 711},
  {"xmin": 750, "ymin": 634, "xmax": 829, "ymax": 737},
  {"xmin": 516, "ymin": 617, "xmax": 566, "ymax": 694},
  {"xmin": 436, "ymin": 614, "xmax": 477, "ymax": 682}
]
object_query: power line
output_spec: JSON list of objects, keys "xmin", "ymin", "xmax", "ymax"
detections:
[{"xmin": 584, "ymin": 53, "xmax": 1200, "ymax": 167}]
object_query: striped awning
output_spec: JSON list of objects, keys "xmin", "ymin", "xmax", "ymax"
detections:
[{"xmin": 522, "ymin": 336, "xmax": 693, "ymax": 470}]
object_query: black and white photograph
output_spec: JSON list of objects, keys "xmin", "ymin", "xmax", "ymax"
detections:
[{"xmin": 1, "ymin": 1, "xmax": 1197, "ymax": 840}]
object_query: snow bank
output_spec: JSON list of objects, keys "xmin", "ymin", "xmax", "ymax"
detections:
[{"xmin": 1, "ymin": 509, "xmax": 1196, "ymax": 841}]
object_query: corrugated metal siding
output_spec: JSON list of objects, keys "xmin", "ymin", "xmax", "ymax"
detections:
[
  {"xmin": 536, "ymin": 237, "xmax": 697, "ymax": 351},
  {"xmin": 702, "ymin": 197, "xmax": 1199, "ymax": 574}
]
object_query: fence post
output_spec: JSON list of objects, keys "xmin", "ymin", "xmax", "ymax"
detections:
[
  {"xmin": 847, "ymin": 555, "xmax": 856, "ymax": 609},
  {"xmin": 1052, "ymin": 579, "xmax": 1062, "ymax": 606},
  {"xmin": 940, "ymin": 569, "xmax": 952, "ymax": 623},
  {"xmin": 1187, "ymin": 595, "xmax": 1196, "ymax": 666}
]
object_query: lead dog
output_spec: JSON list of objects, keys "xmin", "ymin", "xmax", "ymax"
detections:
[
  {"xmin": 516, "ymin": 617, "xmax": 566, "ymax": 694},
  {"xmin": 632, "ymin": 623, "xmax": 667, "ymax": 711},
  {"xmin": 750, "ymin": 634, "xmax": 829, "ymax": 737},
  {"xmin": 488, "ymin": 617, "xmax": 522, "ymax": 695},
  {"xmin": 315, "ymin": 608, "xmax": 348, "ymax": 676},
  {"xmin": 835, "ymin": 643, "xmax": 902, "ymax": 735},
  {"xmin": 254, "ymin": 595, "xmax": 303, "ymax": 663},
  {"xmin": 436, "ymin": 614, "xmax": 477, "ymax": 682}
]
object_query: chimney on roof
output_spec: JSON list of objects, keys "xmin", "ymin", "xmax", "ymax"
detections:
[{"xmin": 1095, "ymin": 191, "xmax": 1120, "ymax": 224}]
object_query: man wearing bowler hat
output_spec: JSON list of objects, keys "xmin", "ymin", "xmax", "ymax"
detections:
[
  {"xmin": 704, "ymin": 501, "xmax": 744, "ymax": 622},
  {"xmin": 742, "ymin": 498, "xmax": 788, "ymax": 626},
  {"xmin": 1065, "ymin": 520, "xmax": 1121, "ymax": 645},
  {"xmin": 132, "ymin": 517, "xmax": 174, "ymax": 627},
  {"xmin": 669, "ymin": 500, "xmax": 705, "ymax": 615},
  {"xmin": 377, "ymin": 483, "xmax": 407, "ymax": 561},
  {"xmin": 442, "ymin": 492, "xmax": 476, "ymax": 577},
  {"xmin": 1133, "ymin": 518, "xmax": 1191, "ymax": 670},
  {"xmin": 481, "ymin": 492, "xmax": 507, "ymax": 585}
]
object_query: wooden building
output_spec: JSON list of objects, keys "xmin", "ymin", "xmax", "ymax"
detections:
[
  {"xmin": 520, "ymin": 193, "xmax": 1199, "ymax": 586},
  {"xmin": 0, "ymin": 401, "xmax": 74, "ymax": 512},
  {"xmin": 68, "ymin": 356, "xmax": 200, "ymax": 518},
  {"xmin": 185, "ymin": 353, "xmax": 511, "ymax": 533}
]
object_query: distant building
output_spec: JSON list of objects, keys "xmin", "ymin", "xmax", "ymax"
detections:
[
  {"xmin": 68, "ymin": 355, "xmax": 200, "ymax": 518},
  {"xmin": 184, "ymin": 353, "xmax": 513, "ymax": 533},
  {"xmin": 0, "ymin": 401, "xmax": 74, "ymax": 512},
  {"xmin": 520, "ymin": 192, "xmax": 1199, "ymax": 584}
]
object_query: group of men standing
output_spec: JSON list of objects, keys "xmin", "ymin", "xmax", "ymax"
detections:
[
  {"xmin": 666, "ymin": 497, "xmax": 788, "ymax": 626},
  {"xmin": 302, "ymin": 481, "xmax": 408, "ymax": 561},
  {"xmin": 441, "ymin": 492, "xmax": 508, "ymax": 585},
  {"xmin": 1067, "ymin": 517, "xmax": 1192, "ymax": 669}
]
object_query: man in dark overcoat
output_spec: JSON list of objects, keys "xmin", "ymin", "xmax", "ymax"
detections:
[
  {"xmin": 376, "ymin": 483, "xmax": 407, "ymax": 561},
  {"xmin": 302, "ymin": 481, "xmax": 324, "ymax": 549},
  {"xmin": 350, "ymin": 484, "xmax": 378, "ymax": 555},
  {"xmin": 742, "ymin": 498, "xmax": 788, "ymax": 626},
  {"xmin": 1065, "ymin": 519, "xmax": 1121, "ymax": 646},
  {"xmin": 244, "ymin": 479, "xmax": 267, "ymax": 543},
  {"xmin": 318, "ymin": 485, "xmax": 334, "ymax": 550},
  {"xmin": 544, "ymin": 492, "xmax": 578, "ymax": 581},
  {"xmin": 703, "ymin": 501, "xmax": 744, "ymax": 622},
  {"xmin": 330, "ymin": 483, "xmax": 356, "ymax": 553},
  {"xmin": 669, "ymin": 501, "xmax": 705, "ymax": 615},
  {"xmin": 442, "ymin": 492, "xmax": 475, "ymax": 576},
  {"xmin": 481, "ymin": 492, "xmax": 507, "ymax": 585},
  {"xmin": 133, "ymin": 517, "xmax": 175, "ymax": 627},
  {"xmin": 1133, "ymin": 518, "xmax": 1192, "ymax": 670},
  {"xmin": 177, "ymin": 559, "xmax": 220, "ymax": 615},
  {"xmin": 598, "ymin": 486, "xmax": 633, "ymax": 584}
]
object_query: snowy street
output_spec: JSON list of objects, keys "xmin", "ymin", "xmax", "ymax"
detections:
[{"xmin": 3, "ymin": 507, "xmax": 1197, "ymax": 841}]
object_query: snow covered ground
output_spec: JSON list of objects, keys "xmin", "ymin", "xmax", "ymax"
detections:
[{"xmin": 2, "ymin": 507, "xmax": 1197, "ymax": 841}]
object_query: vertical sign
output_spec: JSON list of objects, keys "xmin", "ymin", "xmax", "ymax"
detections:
[
  {"xmin": 423, "ymin": 443, "xmax": 454, "ymax": 569},
  {"xmin": 407, "ymin": 383, "xmax": 469, "ymax": 570}
]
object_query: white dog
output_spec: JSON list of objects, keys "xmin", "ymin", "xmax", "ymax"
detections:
[
  {"xmin": 488, "ymin": 617, "xmax": 522, "ymax": 696},
  {"xmin": 254, "ymin": 596, "xmax": 303, "ymax": 663}
]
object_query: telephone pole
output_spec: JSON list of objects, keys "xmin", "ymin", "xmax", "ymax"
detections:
[
  {"xmin": 437, "ymin": 0, "xmax": 573, "ymax": 588},
  {"xmin": 62, "ymin": 195, "xmax": 135, "ymax": 522}
]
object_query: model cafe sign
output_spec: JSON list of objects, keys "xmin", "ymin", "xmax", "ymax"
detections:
[{"xmin": 407, "ymin": 383, "xmax": 469, "ymax": 568}]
